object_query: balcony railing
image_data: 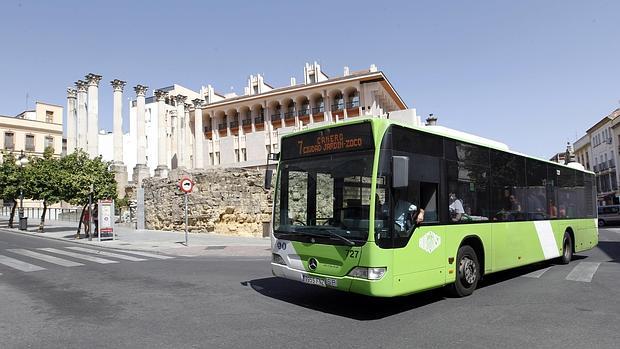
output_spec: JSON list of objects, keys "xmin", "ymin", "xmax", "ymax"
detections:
[
  {"xmin": 610, "ymin": 159, "xmax": 616, "ymax": 168},
  {"xmin": 331, "ymin": 103, "xmax": 344, "ymax": 111},
  {"xmin": 4, "ymin": 143, "xmax": 14, "ymax": 150},
  {"xmin": 218, "ymin": 123, "xmax": 227, "ymax": 130},
  {"xmin": 298, "ymin": 108, "xmax": 310, "ymax": 117},
  {"xmin": 254, "ymin": 116, "xmax": 264, "ymax": 124},
  {"xmin": 230, "ymin": 121, "xmax": 239, "ymax": 128},
  {"xmin": 284, "ymin": 111, "xmax": 296, "ymax": 119},
  {"xmin": 593, "ymin": 165, "xmax": 598, "ymax": 172},
  {"xmin": 271, "ymin": 113, "xmax": 281, "ymax": 120},
  {"xmin": 346, "ymin": 100, "xmax": 360, "ymax": 109},
  {"xmin": 204, "ymin": 126, "xmax": 212, "ymax": 132},
  {"xmin": 312, "ymin": 106, "xmax": 324, "ymax": 114},
  {"xmin": 242, "ymin": 119, "xmax": 252, "ymax": 126}
]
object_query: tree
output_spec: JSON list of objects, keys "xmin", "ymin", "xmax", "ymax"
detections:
[
  {"xmin": 58, "ymin": 150, "xmax": 117, "ymax": 235},
  {"xmin": 24, "ymin": 147, "xmax": 63, "ymax": 232},
  {"xmin": 0, "ymin": 151, "xmax": 20, "ymax": 228}
]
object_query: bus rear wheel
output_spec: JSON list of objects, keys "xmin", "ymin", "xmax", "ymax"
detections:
[
  {"xmin": 559, "ymin": 232, "xmax": 573, "ymax": 265},
  {"xmin": 448, "ymin": 245, "xmax": 480, "ymax": 297}
]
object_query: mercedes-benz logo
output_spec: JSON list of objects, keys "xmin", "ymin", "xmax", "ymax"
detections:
[{"xmin": 308, "ymin": 258, "xmax": 318, "ymax": 271}]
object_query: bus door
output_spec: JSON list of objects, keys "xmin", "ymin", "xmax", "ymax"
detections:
[{"xmin": 392, "ymin": 155, "xmax": 445, "ymax": 290}]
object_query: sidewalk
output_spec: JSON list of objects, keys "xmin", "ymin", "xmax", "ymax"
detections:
[{"xmin": 0, "ymin": 216, "xmax": 271, "ymax": 257}]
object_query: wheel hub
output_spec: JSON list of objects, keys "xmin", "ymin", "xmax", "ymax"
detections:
[{"xmin": 460, "ymin": 257, "xmax": 477, "ymax": 285}]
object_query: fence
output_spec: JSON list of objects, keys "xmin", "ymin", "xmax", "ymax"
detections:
[{"xmin": 0, "ymin": 206, "xmax": 81, "ymax": 222}]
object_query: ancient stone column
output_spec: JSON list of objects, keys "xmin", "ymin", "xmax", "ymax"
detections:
[
  {"xmin": 110, "ymin": 79, "xmax": 128, "ymax": 198},
  {"xmin": 85, "ymin": 73, "xmax": 102, "ymax": 158},
  {"xmin": 184, "ymin": 103, "xmax": 192, "ymax": 168},
  {"xmin": 75, "ymin": 80, "xmax": 88, "ymax": 151},
  {"xmin": 175, "ymin": 95, "xmax": 187, "ymax": 169},
  {"xmin": 132, "ymin": 84, "xmax": 150, "ymax": 186},
  {"xmin": 154, "ymin": 90, "xmax": 169, "ymax": 178},
  {"xmin": 192, "ymin": 99, "xmax": 204, "ymax": 169},
  {"xmin": 66, "ymin": 88, "xmax": 77, "ymax": 154}
]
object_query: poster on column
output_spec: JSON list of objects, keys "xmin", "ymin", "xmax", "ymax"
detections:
[{"xmin": 97, "ymin": 199, "xmax": 116, "ymax": 241}]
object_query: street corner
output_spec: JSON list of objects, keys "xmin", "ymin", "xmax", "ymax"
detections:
[{"xmin": 161, "ymin": 244, "xmax": 271, "ymax": 257}]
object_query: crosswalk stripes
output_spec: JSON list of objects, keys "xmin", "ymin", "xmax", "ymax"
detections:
[
  {"xmin": 65, "ymin": 247, "xmax": 147, "ymax": 261},
  {"xmin": 522, "ymin": 266, "xmax": 552, "ymax": 278},
  {"xmin": 565, "ymin": 262, "xmax": 601, "ymax": 282},
  {"xmin": 8, "ymin": 249, "xmax": 84, "ymax": 267},
  {"xmin": 0, "ymin": 254, "xmax": 46, "ymax": 272},
  {"xmin": 113, "ymin": 250, "xmax": 175, "ymax": 260},
  {"xmin": 38, "ymin": 248, "xmax": 118, "ymax": 264}
]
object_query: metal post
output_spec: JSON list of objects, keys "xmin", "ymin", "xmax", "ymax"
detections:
[
  {"xmin": 184, "ymin": 192, "xmax": 188, "ymax": 246},
  {"xmin": 88, "ymin": 192, "xmax": 92, "ymax": 241}
]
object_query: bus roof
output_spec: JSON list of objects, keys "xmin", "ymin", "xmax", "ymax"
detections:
[{"xmin": 283, "ymin": 117, "xmax": 593, "ymax": 175}]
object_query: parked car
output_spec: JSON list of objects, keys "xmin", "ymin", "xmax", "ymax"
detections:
[{"xmin": 597, "ymin": 205, "xmax": 620, "ymax": 226}]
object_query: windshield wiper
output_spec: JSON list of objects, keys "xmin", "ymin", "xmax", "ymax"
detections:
[{"xmin": 295, "ymin": 227, "xmax": 356, "ymax": 246}]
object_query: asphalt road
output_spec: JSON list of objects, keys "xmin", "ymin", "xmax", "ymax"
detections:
[{"xmin": 0, "ymin": 228, "xmax": 619, "ymax": 349}]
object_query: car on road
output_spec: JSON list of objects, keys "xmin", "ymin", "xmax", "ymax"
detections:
[{"xmin": 597, "ymin": 205, "xmax": 620, "ymax": 226}]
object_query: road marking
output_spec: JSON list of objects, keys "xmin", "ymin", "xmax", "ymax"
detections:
[
  {"xmin": 565, "ymin": 262, "xmax": 601, "ymax": 282},
  {"xmin": 111, "ymin": 250, "xmax": 174, "ymax": 260},
  {"xmin": 38, "ymin": 248, "xmax": 118, "ymax": 264},
  {"xmin": 65, "ymin": 247, "xmax": 147, "ymax": 261},
  {"xmin": 522, "ymin": 266, "xmax": 551, "ymax": 278},
  {"xmin": 0, "ymin": 254, "xmax": 46, "ymax": 272},
  {"xmin": 8, "ymin": 249, "xmax": 84, "ymax": 267}
]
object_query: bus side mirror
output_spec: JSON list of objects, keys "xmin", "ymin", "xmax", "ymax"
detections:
[
  {"xmin": 392, "ymin": 156, "xmax": 409, "ymax": 188},
  {"xmin": 264, "ymin": 169, "xmax": 273, "ymax": 189}
]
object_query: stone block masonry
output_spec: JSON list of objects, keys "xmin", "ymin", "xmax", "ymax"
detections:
[{"xmin": 143, "ymin": 169, "xmax": 273, "ymax": 237}]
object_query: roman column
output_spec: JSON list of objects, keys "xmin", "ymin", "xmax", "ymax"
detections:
[
  {"xmin": 192, "ymin": 99, "xmax": 204, "ymax": 169},
  {"xmin": 154, "ymin": 90, "xmax": 169, "ymax": 178},
  {"xmin": 66, "ymin": 88, "xmax": 77, "ymax": 154},
  {"xmin": 184, "ymin": 103, "xmax": 192, "ymax": 168},
  {"xmin": 75, "ymin": 80, "xmax": 88, "ymax": 151},
  {"xmin": 85, "ymin": 73, "xmax": 102, "ymax": 158},
  {"xmin": 110, "ymin": 79, "xmax": 128, "ymax": 198},
  {"xmin": 132, "ymin": 84, "xmax": 150, "ymax": 186},
  {"xmin": 175, "ymin": 95, "xmax": 187, "ymax": 170}
]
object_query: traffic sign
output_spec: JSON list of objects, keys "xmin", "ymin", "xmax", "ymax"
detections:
[{"xmin": 179, "ymin": 177, "xmax": 194, "ymax": 193}]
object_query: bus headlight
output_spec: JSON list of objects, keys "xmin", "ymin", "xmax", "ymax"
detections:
[
  {"xmin": 348, "ymin": 267, "xmax": 387, "ymax": 280},
  {"xmin": 272, "ymin": 253, "xmax": 286, "ymax": 265}
]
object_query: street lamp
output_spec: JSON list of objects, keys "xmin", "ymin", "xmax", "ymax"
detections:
[{"xmin": 15, "ymin": 150, "xmax": 29, "ymax": 230}]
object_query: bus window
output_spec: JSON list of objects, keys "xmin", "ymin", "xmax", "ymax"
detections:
[{"xmin": 447, "ymin": 161, "xmax": 490, "ymax": 223}]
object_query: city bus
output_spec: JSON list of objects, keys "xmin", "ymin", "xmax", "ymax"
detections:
[{"xmin": 270, "ymin": 118, "xmax": 598, "ymax": 297}]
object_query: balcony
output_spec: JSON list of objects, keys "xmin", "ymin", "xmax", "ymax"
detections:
[
  {"xmin": 218, "ymin": 123, "xmax": 227, "ymax": 130},
  {"xmin": 271, "ymin": 113, "xmax": 281, "ymax": 120},
  {"xmin": 230, "ymin": 121, "xmax": 239, "ymax": 129},
  {"xmin": 4, "ymin": 143, "xmax": 14, "ymax": 150},
  {"xmin": 298, "ymin": 108, "xmax": 310, "ymax": 117},
  {"xmin": 593, "ymin": 165, "xmax": 598, "ymax": 172},
  {"xmin": 242, "ymin": 118, "xmax": 252, "ymax": 126},
  {"xmin": 284, "ymin": 111, "xmax": 296, "ymax": 120},
  {"xmin": 610, "ymin": 159, "xmax": 616, "ymax": 168},
  {"xmin": 254, "ymin": 116, "xmax": 264, "ymax": 124},
  {"xmin": 346, "ymin": 100, "xmax": 360, "ymax": 109},
  {"xmin": 331, "ymin": 103, "xmax": 344, "ymax": 111},
  {"xmin": 312, "ymin": 106, "xmax": 324, "ymax": 114},
  {"xmin": 204, "ymin": 126, "xmax": 212, "ymax": 133}
]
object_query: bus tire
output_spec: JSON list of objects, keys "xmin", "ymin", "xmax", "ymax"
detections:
[
  {"xmin": 448, "ymin": 245, "xmax": 480, "ymax": 297},
  {"xmin": 559, "ymin": 232, "xmax": 573, "ymax": 265}
]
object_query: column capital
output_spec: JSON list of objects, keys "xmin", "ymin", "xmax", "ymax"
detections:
[
  {"xmin": 154, "ymin": 89, "xmax": 168, "ymax": 101},
  {"xmin": 175, "ymin": 94, "xmax": 187, "ymax": 104},
  {"xmin": 192, "ymin": 98, "xmax": 204, "ymax": 108},
  {"xmin": 110, "ymin": 79, "xmax": 127, "ymax": 92},
  {"xmin": 85, "ymin": 73, "xmax": 102, "ymax": 87},
  {"xmin": 67, "ymin": 88, "xmax": 77, "ymax": 99},
  {"xmin": 134, "ymin": 84, "xmax": 149, "ymax": 97},
  {"xmin": 75, "ymin": 80, "xmax": 88, "ymax": 93},
  {"xmin": 185, "ymin": 103, "xmax": 193, "ymax": 112}
]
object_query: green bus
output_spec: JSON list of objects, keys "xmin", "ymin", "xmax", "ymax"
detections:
[{"xmin": 270, "ymin": 118, "xmax": 598, "ymax": 297}]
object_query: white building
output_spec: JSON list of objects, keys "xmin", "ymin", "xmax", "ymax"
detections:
[{"xmin": 98, "ymin": 63, "xmax": 413, "ymax": 182}]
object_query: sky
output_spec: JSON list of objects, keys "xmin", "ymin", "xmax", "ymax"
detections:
[{"xmin": 1, "ymin": 0, "xmax": 619, "ymax": 159}]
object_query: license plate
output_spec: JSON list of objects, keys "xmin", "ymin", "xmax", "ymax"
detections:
[{"xmin": 302, "ymin": 275, "xmax": 337, "ymax": 287}]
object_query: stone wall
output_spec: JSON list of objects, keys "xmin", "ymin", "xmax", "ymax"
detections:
[{"xmin": 143, "ymin": 169, "xmax": 272, "ymax": 237}]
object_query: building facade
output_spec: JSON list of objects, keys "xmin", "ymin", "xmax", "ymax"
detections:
[
  {"xmin": 109, "ymin": 63, "xmax": 412, "ymax": 180},
  {"xmin": 0, "ymin": 102, "xmax": 63, "ymax": 158}
]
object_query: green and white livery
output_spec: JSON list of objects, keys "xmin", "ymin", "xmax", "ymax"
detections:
[{"xmin": 271, "ymin": 118, "xmax": 598, "ymax": 297}]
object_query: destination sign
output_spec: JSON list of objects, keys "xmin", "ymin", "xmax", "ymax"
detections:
[{"xmin": 281, "ymin": 122, "xmax": 374, "ymax": 160}]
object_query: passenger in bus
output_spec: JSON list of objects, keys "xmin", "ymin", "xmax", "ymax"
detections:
[
  {"xmin": 509, "ymin": 195, "xmax": 522, "ymax": 212},
  {"xmin": 449, "ymin": 192, "xmax": 465, "ymax": 222},
  {"xmin": 393, "ymin": 191, "xmax": 424, "ymax": 234}
]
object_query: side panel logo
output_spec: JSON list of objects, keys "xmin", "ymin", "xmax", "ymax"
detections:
[
  {"xmin": 308, "ymin": 258, "xmax": 318, "ymax": 270},
  {"xmin": 419, "ymin": 231, "xmax": 441, "ymax": 253}
]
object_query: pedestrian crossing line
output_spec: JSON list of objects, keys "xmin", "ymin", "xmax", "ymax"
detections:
[
  {"xmin": 65, "ymin": 247, "xmax": 147, "ymax": 262},
  {"xmin": 112, "ymin": 250, "xmax": 175, "ymax": 260},
  {"xmin": 37, "ymin": 248, "xmax": 118, "ymax": 264},
  {"xmin": 8, "ymin": 249, "xmax": 84, "ymax": 267},
  {"xmin": 565, "ymin": 262, "xmax": 601, "ymax": 282},
  {"xmin": 522, "ymin": 266, "xmax": 552, "ymax": 278},
  {"xmin": 0, "ymin": 254, "xmax": 46, "ymax": 272}
]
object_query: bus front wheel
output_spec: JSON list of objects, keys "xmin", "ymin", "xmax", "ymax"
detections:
[{"xmin": 448, "ymin": 245, "xmax": 480, "ymax": 297}]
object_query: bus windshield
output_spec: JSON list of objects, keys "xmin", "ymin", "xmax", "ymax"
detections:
[{"xmin": 273, "ymin": 151, "xmax": 375, "ymax": 246}]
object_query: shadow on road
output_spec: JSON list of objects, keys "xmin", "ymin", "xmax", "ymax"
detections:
[
  {"xmin": 597, "ymin": 241, "xmax": 620, "ymax": 263},
  {"xmin": 243, "ymin": 277, "xmax": 444, "ymax": 320}
]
